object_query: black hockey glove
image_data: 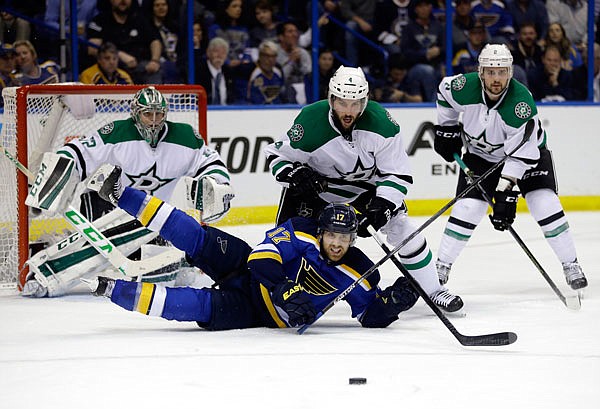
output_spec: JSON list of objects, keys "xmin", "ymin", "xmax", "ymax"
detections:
[
  {"xmin": 277, "ymin": 162, "xmax": 327, "ymax": 198},
  {"xmin": 433, "ymin": 124, "xmax": 463, "ymax": 162},
  {"xmin": 381, "ymin": 277, "xmax": 420, "ymax": 317},
  {"xmin": 489, "ymin": 183, "xmax": 519, "ymax": 231},
  {"xmin": 271, "ymin": 280, "xmax": 317, "ymax": 327},
  {"xmin": 357, "ymin": 196, "xmax": 396, "ymax": 238}
]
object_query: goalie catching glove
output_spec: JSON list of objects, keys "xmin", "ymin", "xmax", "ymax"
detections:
[
  {"xmin": 170, "ymin": 175, "xmax": 234, "ymax": 223},
  {"xmin": 25, "ymin": 152, "xmax": 80, "ymax": 214}
]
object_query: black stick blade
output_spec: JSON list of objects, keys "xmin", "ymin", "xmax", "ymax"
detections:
[{"xmin": 458, "ymin": 331, "xmax": 518, "ymax": 346}]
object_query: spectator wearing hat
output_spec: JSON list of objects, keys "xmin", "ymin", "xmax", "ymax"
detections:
[
  {"xmin": 0, "ymin": 43, "xmax": 17, "ymax": 102},
  {"xmin": 452, "ymin": 22, "xmax": 487, "ymax": 74}
]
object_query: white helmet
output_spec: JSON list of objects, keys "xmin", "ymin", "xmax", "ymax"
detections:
[
  {"xmin": 328, "ymin": 66, "xmax": 369, "ymax": 114},
  {"xmin": 478, "ymin": 43, "xmax": 513, "ymax": 78}
]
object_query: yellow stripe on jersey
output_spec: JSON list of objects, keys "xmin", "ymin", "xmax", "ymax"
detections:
[
  {"xmin": 294, "ymin": 231, "xmax": 319, "ymax": 247},
  {"xmin": 259, "ymin": 284, "xmax": 287, "ymax": 328},
  {"xmin": 136, "ymin": 282, "xmax": 156, "ymax": 315},
  {"xmin": 338, "ymin": 264, "xmax": 373, "ymax": 291},
  {"xmin": 139, "ymin": 196, "xmax": 164, "ymax": 226},
  {"xmin": 248, "ymin": 250, "xmax": 282, "ymax": 264}
]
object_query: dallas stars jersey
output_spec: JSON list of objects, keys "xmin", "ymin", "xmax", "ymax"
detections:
[
  {"xmin": 264, "ymin": 100, "xmax": 413, "ymax": 208},
  {"xmin": 437, "ymin": 72, "xmax": 545, "ymax": 180},
  {"xmin": 248, "ymin": 217, "xmax": 381, "ymax": 326},
  {"xmin": 58, "ymin": 118, "xmax": 230, "ymax": 200}
]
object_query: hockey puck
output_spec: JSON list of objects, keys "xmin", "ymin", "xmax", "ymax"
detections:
[{"xmin": 349, "ymin": 377, "xmax": 367, "ymax": 385}]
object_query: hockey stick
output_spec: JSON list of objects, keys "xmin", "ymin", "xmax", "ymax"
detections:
[
  {"xmin": 369, "ymin": 226, "xmax": 517, "ymax": 346},
  {"xmin": 1, "ymin": 144, "xmax": 183, "ymax": 279},
  {"xmin": 298, "ymin": 120, "xmax": 535, "ymax": 335},
  {"xmin": 453, "ymin": 153, "xmax": 580, "ymax": 310}
]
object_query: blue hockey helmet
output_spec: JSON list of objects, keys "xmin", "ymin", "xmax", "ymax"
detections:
[{"xmin": 317, "ymin": 203, "xmax": 359, "ymax": 245}]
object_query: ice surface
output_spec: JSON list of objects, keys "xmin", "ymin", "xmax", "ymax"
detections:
[{"xmin": 1, "ymin": 212, "xmax": 598, "ymax": 409}]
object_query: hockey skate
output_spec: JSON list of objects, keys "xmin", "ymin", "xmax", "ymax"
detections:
[
  {"xmin": 562, "ymin": 261, "xmax": 587, "ymax": 291},
  {"xmin": 436, "ymin": 260, "xmax": 452, "ymax": 285},
  {"xmin": 431, "ymin": 289, "xmax": 463, "ymax": 313},
  {"xmin": 82, "ymin": 276, "xmax": 115, "ymax": 297}
]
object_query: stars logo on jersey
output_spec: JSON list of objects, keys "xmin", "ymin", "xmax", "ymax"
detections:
[
  {"xmin": 514, "ymin": 102, "xmax": 532, "ymax": 119},
  {"xmin": 287, "ymin": 124, "xmax": 304, "ymax": 142},
  {"xmin": 334, "ymin": 156, "xmax": 376, "ymax": 181},
  {"xmin": 99, "ymin": 122, "xmax": 114, "ymax": 135},
  {"xmin": 452, "ymin": 75, "xmax": 467, "ymax": 91},
  {"xmin": 296, "ymin": 258, "xmax": 337, "ymax": 296},
  {"xmin": 125, "ymin": 163, "xmax": 174, "ymax": 195},
  {"xmin": 465, "ymin": 130, "xmax": 503, "ymax": 154}
]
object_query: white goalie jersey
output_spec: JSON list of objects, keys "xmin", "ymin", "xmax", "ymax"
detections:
[{"xmin": 58, "ymin": 118, "xmax": 231, "ymax": 202}]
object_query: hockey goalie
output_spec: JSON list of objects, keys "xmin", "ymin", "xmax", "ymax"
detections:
[{"xmin": 22, "ymin": 86, "xmax": 234, "ymax": 297}]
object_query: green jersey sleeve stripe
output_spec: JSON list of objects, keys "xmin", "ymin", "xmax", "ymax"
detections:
[
  {"xmin": 271, "ymin": 160, "xmax": 293, "ymax": 175},
  {"xmin": 437, "ymin": 99, "xmax": 451, "ymax": 108},
  {"xmin": 375, "ymin": 180, "xmax": 408, "ymax": 194},
  {"xmin": 204, "ymin": 169, "xmax": 231, "ymax": 180},
  {"xmin": 56, "ymin": 150, "xmax": 74, "ymax": 159},
  {"xmin": 326, "ymin": 187, "xmax": 358, "ymax": 199}
]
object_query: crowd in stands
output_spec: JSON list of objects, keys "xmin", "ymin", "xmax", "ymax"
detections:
[{"xmin": 0, "ymin": 0, "xmax": 599, "ymax": 105}]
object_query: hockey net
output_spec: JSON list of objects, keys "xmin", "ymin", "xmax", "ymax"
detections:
[{"xmin": 0, "ymin": 84, "xmax": 207, "ymax": 290}]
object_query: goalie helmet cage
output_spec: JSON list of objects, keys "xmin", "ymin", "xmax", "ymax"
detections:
[{"xmin": 0, "ymin": 84, "xmax": 207, "ymax": 289}]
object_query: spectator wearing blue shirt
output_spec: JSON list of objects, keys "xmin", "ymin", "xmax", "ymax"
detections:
[
  {"xmin": 528, "ymin": 44, "xmax": 576, "ymax": 101},
  {"xmin": 506, "ymin": 0, "xmax": 549, "ymax": 41},
  {"xmin": 247, "ymin": 40, "xmax": 284, "ymax": 104},
  {"xmin": 544, "ymin": 21, "xmax": 583, "ymax": 72},
  {"xmin": 372, "ymin": 53, "xmax": 423, "ymax": 103},
  {"xmin": 471, "ymin": 0, "xmax": 515, "ymax": 44},
  {"xmin": 400, "ymin": 0, "xmax": 444, "ymax": 101}
]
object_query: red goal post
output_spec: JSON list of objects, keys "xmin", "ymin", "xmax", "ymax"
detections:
[{"xmin": 0, "ymin": 84, "xmax": 207, "ymax": 290}]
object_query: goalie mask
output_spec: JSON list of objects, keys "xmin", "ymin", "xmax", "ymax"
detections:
[
  {"xmin": 328, "ymin": 66, "xmax": 369, "ymax": 116},
  {"xmin": 317, "ymin": 203, "xmax": 359, "ymax": 246},
  {"xmin": 478, "ymin": 44, "xmax": 513, "ymax": 98},
  {"xmin": 131, "ymin": 86, "xmax": 168, "ymax": 147}
]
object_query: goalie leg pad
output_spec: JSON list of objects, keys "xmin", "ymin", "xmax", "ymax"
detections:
[
  {"xmin": 26, "ymin": 152, "xmax": 79, "ymax": 213},
  {"xmin": 26, "ymin": 219, "xmax": 158, "ymax": 297}
]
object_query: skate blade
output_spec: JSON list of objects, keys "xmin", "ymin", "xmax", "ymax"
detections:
[{"xmin": 565, "ymin": 294, "xmax": 581, "ymax": 310}]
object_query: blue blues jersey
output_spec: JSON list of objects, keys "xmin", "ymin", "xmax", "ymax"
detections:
[
  {"xmin": 248, "ymin": 217, "xmax": 381, "ymax": 326},
  {"xmin": 109, "ymin": 187, "xmax": 403, "ymax": 330}
]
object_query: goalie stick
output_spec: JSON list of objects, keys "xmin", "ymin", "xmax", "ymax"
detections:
[
  {"xmin": 453, "ymin": 153, "xmax": 581, "ymax": 310},
  {"xmin": 369, "ymin": 226, "xmax": 517, "ymax": 346},
  {"xmin": 298, "ymin": 120, "xmax": 535, "ymax": 335},
  {"xmin": 1, "ymin": 143, "xmax": 183, "ymax": 283}
]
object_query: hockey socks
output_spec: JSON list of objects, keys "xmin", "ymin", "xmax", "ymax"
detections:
[{"xmin": 110, "ymin": 280, "xmax": 212, "ymax": 322}]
